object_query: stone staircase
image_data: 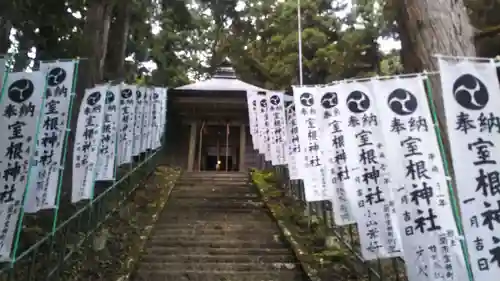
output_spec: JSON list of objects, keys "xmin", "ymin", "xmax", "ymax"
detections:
[{"xmin": 132, "ymin": 171, "xmax": 307, "ymax": 281}]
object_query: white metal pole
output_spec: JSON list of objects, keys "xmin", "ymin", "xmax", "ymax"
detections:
[{"xmin": 297, "ymin": 0, "xmax": 304, "ymax": 85}]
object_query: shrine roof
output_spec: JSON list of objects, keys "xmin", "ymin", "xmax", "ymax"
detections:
[{"xmin": 173, "ymin": 65, "xmax": 266, "ymax": 94}]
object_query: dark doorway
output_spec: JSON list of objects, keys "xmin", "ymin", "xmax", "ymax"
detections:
[
  {"xmin": 197, "ymin": 124, "xmax": 240, "ymax": 171},
  {"xmin": 204, "ymin": 155, "xmax": 235, "ymax": 171},
  {"xmin": 205, "ymin": 156, "xmax": 218, "ymax": 171},
  {"xmin": 221, "ymin": 156, "xmax": 233, "ymax": 171}
]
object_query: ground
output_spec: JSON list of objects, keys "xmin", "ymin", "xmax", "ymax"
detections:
[{"xmin": 62, "ymin": 165, "xmax": 181, "ymax": 281}]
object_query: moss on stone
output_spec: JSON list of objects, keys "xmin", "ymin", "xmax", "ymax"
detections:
[
  {"xmin": 59, "ymin": 165, "xmax": 181, "ymax": 281},
  {"xmin": 251, "ymin": 169, "xmax": 363, "ymax": 281}
]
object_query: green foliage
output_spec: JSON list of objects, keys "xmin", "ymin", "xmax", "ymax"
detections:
[
  {"xmin": 199, "ymin": 0, "xmax": 392, "ymax": 89},
  {"xmin": 466, "ymin": 0, "xmax": 500, "ymax": 57},
  {"xmin": 2, "ymin": 0, "xmax": 404, "ymax": 87}
]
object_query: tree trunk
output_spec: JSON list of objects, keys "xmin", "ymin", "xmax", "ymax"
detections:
[
  {"xmin": 401, "ymin": 0, "xmax": 476, "ymax": 71},
  {"xmin": 0, "ymin": 17, "xmax": 11, "ymax": 54},
  {"xmin": 208, "ymin": 16, "xmax": 225, "ymax": 75},
  {"xmin": 398, "ymin": 0, "xmax": 476, "ymax": 196},
  {"xmin": 99, "ymin": 6, "xmax": 112, "ymax": 80},
  {"xmin": 392, "ymin": 0, "xmax": 422, "ymax": 73},
  {"xmin": 13, "ymin": 30, "xmax": 33, "ymax": 71},
  {"xmin": 78, "ymin": 0, "xmax": 115, "ymax": 88},
  {"xmin": 105, "ymin": 0, "xmax": 131, "ymax": 81},
  {"xmin": 61, "ymin": 0, "xmax": 115, "ymax": 200}
]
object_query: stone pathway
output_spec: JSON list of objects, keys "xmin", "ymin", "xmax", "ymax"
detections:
[{"xmin": 132, "ymin": 171, "xmax": 308, "ymax": 281}]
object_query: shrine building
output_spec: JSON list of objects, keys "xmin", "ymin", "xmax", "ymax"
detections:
[{"xmin": 164, "ymin": 64, "xmax": 263, "ymax": 172}]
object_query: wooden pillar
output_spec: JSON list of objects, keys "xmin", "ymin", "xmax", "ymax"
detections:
[
  {"xmin": 239, "ymin": 124, "xmax": 246, "ymax": 172},
  {"xmin": 187, "ymin": 121, "xmax": 197, "ymax": 171}
]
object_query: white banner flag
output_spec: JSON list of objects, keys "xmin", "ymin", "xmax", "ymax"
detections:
[
  {"xmin": 151, "ymin": 88, "xmax": 160, "ymax": 149},
  {"xmin": 132, "ymin": 86, "xmax": 145, "ymax": 156},
  {"xmin": 268, "ymin": 92, "xmax": 287, "ymax": 165},
  {"xmin": 292, "ymin": 86, "xmax": 330, "ymax": 202},
  {"xmin": 95, "ymin": 85, "xmax": 120, "ymax": 181},
  {"xmin": 374, "ymin": 76, "xmax": 468, "ymax": 281},
  {"xmin": 332, "ymin": 81, "xmax": 402, "ymax": 260},
  {"xmin": 0, "ymin": 71, "xmax": 46, "ymax": 260},
  {"xmin": 438, "ymin": 58, "xmax": 500, "ymax": 280},
  {"xmin": 285, "ymin": 104, "xmax": 301, "ymax": 180},
  {"xmin": 149, "ymin": 87, "xmax": 156, "ymax": 150},
  {"xmin": 316, "ymin": 88, "xmax": 356, "ymax": 226},
  {"xmin": 154, "ymin": 88, "xmax": 165, "ymax": 149},
  {"xmin": 118, "ymin": 85, "xmax": 135, "ymax": 164},
  {"xmin": 72, "ymin": 84, "xmax": 107, "ymax": 203},
  {"xmin": 257, "ymin": 92, "xmax": 270, "ymax": 158},
  {"xmin": 147, "ymin": 88, "xmax": 157, "ymax": 150},
  {"xmin": 141, "ymin": 87, "xmax": 152, "ymax": 152},
  {"xmin": 246, "ymin": 91, "xmax": 259, "ymax": 150},
  {"xmin": 25, "ymin": 60, "xmax": 76, "ymax": 213},
  {"xmin": 158, "ymin": 88, "xmax": 168, "ymax": 148}
]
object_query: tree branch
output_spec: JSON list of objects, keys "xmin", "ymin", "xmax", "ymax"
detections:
[{"xmin": 475, "ymin": 24, "xmax": 500, "ymax": 40}]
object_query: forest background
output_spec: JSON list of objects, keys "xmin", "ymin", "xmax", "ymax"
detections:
[{"xmin": 1, "ymin": 0, "xmax": 497, "ymax": 91}]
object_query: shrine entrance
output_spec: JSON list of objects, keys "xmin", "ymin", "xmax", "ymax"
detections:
[
  {"xmin": 198, "ymin": 125, "xmax": 238, "ymax": 171},
  {"xmin": 167, "ymin": 61, "xmax": 264, "ymax": 172}
]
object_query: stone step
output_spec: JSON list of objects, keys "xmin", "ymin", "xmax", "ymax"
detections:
[
  {"xmin": 151, "ymin": 227, "xmax": 278, "ymax": 236},
  {"xmin": 149, "ymin": 234, "xmax": 284, "ymax": 245},
  {"xmin": 147, "ymin": 239, "xmax": 286, "ymax": 249},
  {"xmin": 139, "ymin": 261, "xmax": 301, "ymax": 272},
  {"xmin": 132, "ymin": 172, "xmax": 306, "ymax": 281},
  {"xmin": 140, "ymin": 253, "xmax": 297, "ymax": 264},
  {"xmin": 147, "ymin": 239, "xmax": 287, "ymax": 248},
  {"xmin": 174, "ymin": 184, "xmax": 250, "ymax": 188},
  {"xmin": 182, "ymin": 172, "xmax": 247, "ymax": 177},
  {"xmin": 160, "ymin": 207, "xmax": 264, "ymax": 215},
  {"xmin": 150, "ymin": 231, "xmax": 281, "ymax": 240},
  {"xmin": 176, "ymin": 182, "xmax": 249, "ymax": 187},
  {"xmin": 157, "ymin": 216, "xmax": 273, "ymax": 223},
  {"xmin": 154, "ymin": 219, "xmax": 275, "ymax": 227},
  {"xmin": 176, "ymin": 181, "xmax": 248, "ymax": 186},
  {"xmin": 146, "ymin": 246, "xmax": 293, "ymax": 256},
  {"xmin": 169, "ymin": 194, "xmax": 258, "ymax": 200},
  {"xmin": 167, "ymin": 196, "xmax": 260, "ymax": 201},
  {"xmin": 134, "ymin": 269, "xmax": 305, "ymax": 281},
  {"xmin": 152, "ymin": 222, "xmax": 277, "ymax": 231},
  {"xmin": 165, "ymin": 199, "xmax": 262, "ymax": 204},
  {"xmin": 165, "ymin": 204, "xmax": 265, "ymax": 210},
  {"xmin": 157, "ymin": 217, "xmax": 272, "ymax": 224},
  {"xmin": 178, "ymin": 177, "xmax": 247, "ymax": 181},
  {"xmin": 171, "ymin": 188, "xmax": 258, "ymax": 196},
  {"xmin": 179, "ymin": 177, "xmax": 248, "ymax": 182},
  {"xmin": 177, "ymin": 177, "xmax": 248, "ymax": 182},
  {"xmin": 172, "ymin": 185, "xmax": 253, "ymax": 190},
  {"xmin": 159, "ymin": 210, "xmax": 270, "ymax": 218}
]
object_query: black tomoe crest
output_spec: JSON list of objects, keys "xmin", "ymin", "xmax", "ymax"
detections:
[
  {"xmin": 8, "ymin": 79, "xmax": 34, "ymax": 103},
  {"xmin": 87, "ymin": 91, "xmax": 102, "ymax": 106},
  {"xmin": 346, "ymin": 90, "xmax": 370, "ymax": 113},
  {"xmin": 387, "ymin": 88, "xmax": 418, "ymax": 115},
  {"xmin": 105, "ymin": 91, "xmax": 115, "ymax": 104},
  {"xmin": 270, "ymin": 95, "xmax": 280, "ymax": 105},
  {"xmin": 320, "ymin": 92, "xmax": 338, "ymax": 109},
  {"xmin": 452, "ymin": 74, "xmax": 489, "ymax": 110},
  {"xmin": 299, "ymin": 92, "xmax": 314, "ymax": 107},
  {"xmin": 47, "ymin": 67, "xmax": 67, "ymax": 87},
  {"xmin": 121, "ymin": 88, "xmax": 132, "ymax": 99},
  {"xmin": 260, "ymin": 99, "xmax": 267, "ymax": 108}
]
